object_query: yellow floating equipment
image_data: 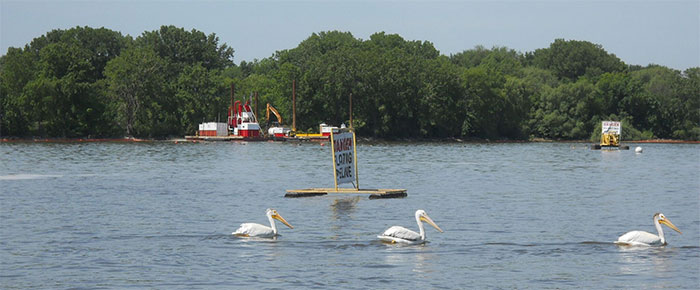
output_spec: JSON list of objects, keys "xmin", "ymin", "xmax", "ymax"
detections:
[{"xmin": 600, "ymin": 132, "xmax": 619, "ymax": 147}]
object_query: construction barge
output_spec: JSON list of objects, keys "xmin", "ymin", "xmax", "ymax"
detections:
[
  {"xmin": 186, "ymin": 81, "xmax": 339, "ymax": 142},
  {"xmin": 184, "ymin": 122, "xmax": 338, "ymax": 142},
  {"xmin": 184, "ymin": 135, "xmax": 266, "ymax": 141}
]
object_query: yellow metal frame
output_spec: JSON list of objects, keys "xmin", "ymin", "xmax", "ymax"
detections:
[
  {"xmin": 331, "ymin": 129, "xmax": 359, "ymax": 190},
  {"xmin": 353, "ymin": 129, "xmax": 359, "ymax": 188},
  {"xmin": 295, "ymin": 133, "xmax": 324, "ymax": 138},
  {"xmin": 331, "ymin": 131, "xmax": 338, "ymax": 188},
  {"xmin": 600, "ymin": 133, "xmax": 619, "ymax": 147}
]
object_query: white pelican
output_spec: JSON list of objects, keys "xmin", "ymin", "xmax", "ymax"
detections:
[
  {"xmin": 233, "ymin": 208, "xmax": 294, "ymax": 238},
  {"xmin": 377, "ymin": 209, "xmax": 443, "ymax": 244},
  {"xmin": 615, "ymin": 213, "xmax": 682, "ymax": 246}
]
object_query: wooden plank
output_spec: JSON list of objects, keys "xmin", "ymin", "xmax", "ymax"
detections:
[
  {"xmin": 284, "ymin": 191, "xmax": 328, "ymax": 198},
  {"xmin": 285, "ymin": 188, "xmax": 407, "ymax": 199},
  {"xmin": 369, "ymin": 191, "xmax": 407, "ymax": 199},
  {"xmin": 590, "ymin": 144, "xmax": 630, "ymax": 150}
]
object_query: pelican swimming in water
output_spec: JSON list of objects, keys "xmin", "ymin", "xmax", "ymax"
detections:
[
  {"xmin": 615, "ymin": 213, "xmax": 682, "ymax": 246},
  {"xmin": 233, "ymin": 208, "xmax": 294, "ymax": 238},
  {"xmin": 377, "ymin": 209, "xmax": 443, "ymax": 244}
]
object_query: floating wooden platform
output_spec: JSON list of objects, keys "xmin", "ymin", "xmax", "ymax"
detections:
[
  {"xmin": 184, "ymin": 135, "xmax": 266, "ymax": 141},
  {"xmin": 285, "ymin": 188, "xmax": 407, "ymax": 199},
  {"xmin": 183, "ymin": 135, "xmax": 327, "ymax": 142},
  {"xmin": 590, "ymin": 144, "xmax": 630, "ymax": 150},
  {"xmin": 268, "ymin": 136, "xmax": 329, "ymax": 142}
]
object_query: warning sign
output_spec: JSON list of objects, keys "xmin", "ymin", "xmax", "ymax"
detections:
[
  {"xmin": 331, "ymin": 131, "xmax": 357, "ymax": 187},
  {"xmin": 602, "ymin": 121, "xmax": 621, "ymax": 135}
]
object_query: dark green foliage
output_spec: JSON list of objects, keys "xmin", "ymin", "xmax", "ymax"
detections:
[
  {"xmin": 527, "ymin": 39, "xmax": 626, "ymax": 81},
  {"xmin": 104, "ymin": 46, "xmax": 166, "ymax": 137},
  {"xmin": 1, "ymin": 27, "xmax": 129, "ymax": 137},
  {"xmin": 0, "ymin": 26, "xmax": 233, "ymax": 138},
  {"xmin": 1, "ymin": 28, "xmax": 697, "ymax": 140}
]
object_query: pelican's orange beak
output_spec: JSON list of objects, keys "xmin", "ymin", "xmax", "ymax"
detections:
[
  {"xmin": 659, "ymin": 218, "xmax": 681, "ymax": 234},
  {"xmin": 273, "ymin": 213, "xmax": 294, "ymax": 229},
  {"xmin": 420, "ymin": 214, "xmax": 443, "ymax": 233}
]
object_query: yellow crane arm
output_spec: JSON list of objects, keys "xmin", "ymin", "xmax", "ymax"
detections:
[{"xmin": 266, "ymin": 103, "xmax": 283, "ymax": 125}]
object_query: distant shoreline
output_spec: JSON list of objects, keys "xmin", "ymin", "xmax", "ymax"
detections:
[
  {"xmin": 2, "ymin": 137, "xmax": 699, "ymax": 144},
  {"xmin": 0, "ymin": 137, "xmax": 149, "ymax": 143}
]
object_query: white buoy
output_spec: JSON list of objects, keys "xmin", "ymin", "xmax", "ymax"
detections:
[{"xmin": 635, "ymin": 146, "xmax": 643, "ymax": 153}]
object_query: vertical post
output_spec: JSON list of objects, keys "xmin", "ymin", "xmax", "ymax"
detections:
[
  {"xmin": 292, "ymin": 80, "xmax": 297, "ymax": 132},
  {"xmin": 229, "ymin": 83, "xmax": 234, "ymax": 128},
  {"xmin": 352, "ymin": 130, "xmax": 359, "ymax": 189},
  {"xmin": 330, "ymin": 131, "xmax": 338, "ymax": 190}
]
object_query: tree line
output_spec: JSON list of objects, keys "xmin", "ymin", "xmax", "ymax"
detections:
[{"xmin": 1, "ymin": 26, "xmax": 698, "ymax": 140}]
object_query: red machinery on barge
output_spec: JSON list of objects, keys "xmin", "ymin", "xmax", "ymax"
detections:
[
  {"xmin": 186, "ymin": 84, "xmax": 263, "ymax": 141},
  {"xmin": 186, "ymin": 82, "xmax": 340, "ymax": 141},
  {"xmin": 229, "ymin": 98, "xmax": 261, "ymax": 138}
]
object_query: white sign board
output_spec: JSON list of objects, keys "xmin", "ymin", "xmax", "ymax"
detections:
[
  {"xmin": 332, "ymin": 132, "xmax": 356, "ymax": 186},
  {"xmin": 601, "ymin": 121, "xmax": 621, "ymax": 135}
]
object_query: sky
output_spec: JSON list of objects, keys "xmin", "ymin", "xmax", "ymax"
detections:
[{"xmin": 1, "ymin": 0, "xmax": 699, "ymax": 70}]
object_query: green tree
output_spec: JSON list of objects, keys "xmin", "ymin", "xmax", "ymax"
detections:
[
  {"xmin": 416, "ymin": 56, "xmax": 463, "ymax": 138},
  {"xmin": 452, "ymin": 46, "xmax": 524, "ymax": 76},
  {"xmin": 629, "ymin": 65, "xmax": 684, "ymax": 139},
  {"xmin": 674, "ymin": 68, "xmax": 700, "ymax": 139},
  {"xmin": 131, "ymin": 25, "xmax": 235, "ymax": 137},
  {"xmin": 174, "ymin": 63, "xmax": 227, "ymax": 134},
  {"xmin": 529, "ymin": 79, "xmax": 596, "ymax": 139},
  {"xmin": 1, "ymin": 27, "xmax": 128, "ymax": 137},
  {"xmin": 527, "ymin": 39, "xmax": 626, "ymax": 81},
  {"xmin": 104, "ymin": 47, "xmax": 165, "ymax": 137},
  {"xmin": 458, "ymin": 66, "xmax": 507, "ymax": 138},
  {"xmin": 3, "ymin": 27, "xmax": 697, "ymax": 141},
  {"xmin": 0, "ymin": 47, "xmax": 37, "ymax": 136},
  {"xmin": 137, "ymin": 25, "xmax": 234, "ymax": 72}
]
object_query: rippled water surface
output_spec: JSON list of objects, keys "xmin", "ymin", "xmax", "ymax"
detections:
[{"xmin": 1, "ymin": 141, "xmax": 698, "ymax": 288}]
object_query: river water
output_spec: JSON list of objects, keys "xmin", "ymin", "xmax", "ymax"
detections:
[{"xmin": 1, "ymin": 141, "xmax": 698, "ymax": 289}]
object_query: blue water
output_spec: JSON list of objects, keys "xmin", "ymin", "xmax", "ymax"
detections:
[{"xmin": 1, "ymin": 141, "xmax": 698, "ymax": 288}]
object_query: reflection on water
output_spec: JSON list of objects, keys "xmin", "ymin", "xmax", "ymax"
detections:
[
  {"xmin": 330, "ymin": 196, "xmax": 360, "ymax": 220},
  {"xmin": 613, "ymin": 245, "xmax": 690, "ymax": 289},
  {"xmin": 0, "ymin": 173, "xmax": 63, "ymax": 180},
  {"xmin": 616, "ymin": 246, "xmax": 675, "ymax": 275},
  {"xmin": 383, "ymin": 246, "xmax": 436, "ymax": 276},
  {"xmin": 410, "ymin": 250, "xmax": 437, "ymax": 275},
  {"xmin": 327, "ymin": 196, "xmax": 363, "ymax": 243}
]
